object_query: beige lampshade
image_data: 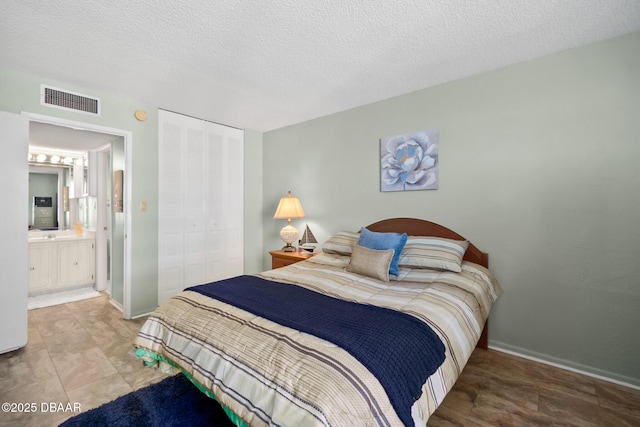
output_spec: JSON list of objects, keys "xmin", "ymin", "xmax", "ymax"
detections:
[{"xmin": 273, "ymin": 191, "xmax": 305, "ymax": 221}]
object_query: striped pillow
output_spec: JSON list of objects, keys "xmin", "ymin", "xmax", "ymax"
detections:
[
  {"xmin": 398, "ymin": 237, "xmax": 469, "ymax": 272},
  {"xmin": 321, "ymin": 231, "xmax": 360, "ymax": 255}
]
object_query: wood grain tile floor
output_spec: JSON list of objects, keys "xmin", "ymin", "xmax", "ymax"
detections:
[
  {"xmin": 429, "ymin": 347, "xmax": 640, "ymax": 426},
  {"xmin": 1, "ymin": 292, "xmax": 638, "ymax": 426}
]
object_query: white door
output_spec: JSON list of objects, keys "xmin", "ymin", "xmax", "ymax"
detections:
[
  {"xmin": 158, "ymin": 111, "xmax": 186, "ymax": 304},
  {"xmin": 204, "ymin": 130, "xmax": 226, "ymax": 281},
  {"xmin": 58, "ymin": 241, "xmax": 95, "ymax": 287},
  {"xmin": 206, "ymin": 122, "xmax": 244, "ymax": 279},
  {"xmin": 94, "ymin": 150, "xmax": 109, "ymax": 292},
  {"xmin": 183, "ymin": 121, "xmax": 207, "ymax": 288},
  {"xmin": 0, "ymin": 111, "xmax": 28, "ymax": 353},
  {"xmin": 158, "ymin": 110, "xmax": 244, "ymax": 305},
  {"xmin": 28, "ymin": 244, "xmax": 54, "ymax": 293}
]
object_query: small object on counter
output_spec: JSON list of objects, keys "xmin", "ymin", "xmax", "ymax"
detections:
[{"xmin": 74, "ymin": 222, "xmax": 84, "ymax": 236}]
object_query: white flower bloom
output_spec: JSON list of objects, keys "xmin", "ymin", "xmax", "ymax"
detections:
[{"xmin": 381, "ymin": 130, "xmax": 438, "ymax": 191}]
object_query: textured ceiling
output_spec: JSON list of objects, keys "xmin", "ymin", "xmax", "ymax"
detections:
[{"xmin": 2, "ymin": 1, "xmax": 640, "ymax": 133}]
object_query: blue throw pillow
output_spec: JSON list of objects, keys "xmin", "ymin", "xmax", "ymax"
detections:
[{"xmin": 358, "ymin": 227, "xmax": 408, "ymax": 276}]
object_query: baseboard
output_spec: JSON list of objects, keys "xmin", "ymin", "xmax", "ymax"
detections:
[
  {"xmin": 109, "ymin": 298, "xmax": 124, "ymax": 313},
  {"xmin": 131, "ymin": 310, "xmax": 155, "ymax": 320},
  {"xmin": 488, "ymin": 342, "xmax": 640, "ymax": 390}
]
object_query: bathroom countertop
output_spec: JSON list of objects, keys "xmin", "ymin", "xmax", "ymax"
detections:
[{"xmin": 28, "ymin": 230, "xmax": 96, "ymax": 242}]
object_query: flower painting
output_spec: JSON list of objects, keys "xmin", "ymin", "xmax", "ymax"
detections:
[{"xmin": 381, "ymin": 129, "xmax": 439, "ymax": 192}]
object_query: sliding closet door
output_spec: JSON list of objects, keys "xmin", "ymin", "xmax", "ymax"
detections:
[{"xmin": 158, "ymin": 110, "xmax": 244, "ymax": 305}]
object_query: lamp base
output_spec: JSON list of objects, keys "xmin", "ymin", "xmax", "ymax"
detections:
[{"xmin": 279, "ymin": 224, "xmax": 299, "ymax": 253}]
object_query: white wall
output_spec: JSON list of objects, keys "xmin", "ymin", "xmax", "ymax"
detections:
[{"xmin": 262, "ymin": 31, "xmax": 640, "ymax": 386}]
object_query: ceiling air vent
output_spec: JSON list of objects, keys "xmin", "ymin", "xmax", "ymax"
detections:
[{"xmin": 40, "ymin": 84, "xmax": 101, "ymax": 116}]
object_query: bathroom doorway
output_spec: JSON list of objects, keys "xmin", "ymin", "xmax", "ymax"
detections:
[{"xmin": 25, "ymin": 112, "xmax": 132, "ymax": 318}]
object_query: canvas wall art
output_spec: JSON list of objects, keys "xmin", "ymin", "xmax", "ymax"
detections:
[{"xmin": 380, "ymin": 128, "xmax": 439, "ymax": 192}]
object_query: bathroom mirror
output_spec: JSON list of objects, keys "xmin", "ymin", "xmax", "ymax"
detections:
[
  {"xmin": 28, "ymin": 150, "xmax": 88, "ymax": 231},
  {"xmin": 28, "ymin": 165, "xmax": 67, "ymax": 230}
]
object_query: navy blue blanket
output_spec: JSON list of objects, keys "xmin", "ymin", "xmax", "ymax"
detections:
[{"xmin": 187, "ymin": 275, "xmax": 445, "ymax": 426}]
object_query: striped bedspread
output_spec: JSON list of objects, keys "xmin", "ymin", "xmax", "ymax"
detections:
[{"xmin": 134, "ymin": 253, "xmax": 502, "ymax": 426}]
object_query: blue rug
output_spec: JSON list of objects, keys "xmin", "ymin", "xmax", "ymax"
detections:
[{"xmin": 60, "ymin": 374, "xmax": 236, "ymax": 427}]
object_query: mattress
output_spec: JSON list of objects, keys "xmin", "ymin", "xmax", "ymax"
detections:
[{"xmin": 134, "ymin": 253, "xmax": 502, "ymax": 426}]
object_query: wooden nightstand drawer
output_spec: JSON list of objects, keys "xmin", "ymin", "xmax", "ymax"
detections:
[{"xmin": 270, "ymin": 250, "xmax": 317, "ymax": 269}]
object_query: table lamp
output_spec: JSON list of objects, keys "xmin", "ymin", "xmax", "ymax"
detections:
[{"xmin": 273, "ymin": 191, "xmax": 305, "ymax": 252}]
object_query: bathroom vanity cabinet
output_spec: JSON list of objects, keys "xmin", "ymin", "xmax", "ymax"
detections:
[
  {"xmin": 28, "ymin": 238, "xmax": 95, "ymax": 294},
  {"xmin": 58, "ymin": 240, "xmax": 95, "ymax": 287},
  {"xmin": 27, "ymin": 244, "xmax": 54, "ymax": 292}
]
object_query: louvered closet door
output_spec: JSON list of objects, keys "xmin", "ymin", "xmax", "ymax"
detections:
[
  {"xmin": 204, "ymin": 123, "xmax": 244, "ymax": 282},
  {"xmin": 224, "ymin": 128, "xmax": 244, "ymax": 276},
  {"xmin": 204, "ymin": 130, "xmax": 225, "ymax": 281},
  {"xmin": 158, "ymin": 110, "xmax": 244, "ymax": 305},
  {"xmin": 183, "ymin": 121, "xmax": 207, "ymax": 288},
  {"xmin": 158, "ymin": 111, "xmax": 185, "ymax": 304}
]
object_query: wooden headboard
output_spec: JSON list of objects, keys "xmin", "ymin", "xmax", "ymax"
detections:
[
  {"xmin": 365, "ymin": 218, "xmax": 490, "ymax": 348},
  {"xmin": 365, "ymin": 217, "xmax": 488, "ymax": 268}
]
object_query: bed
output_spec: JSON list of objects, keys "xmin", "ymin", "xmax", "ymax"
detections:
[{"xmin": 134, "ymin": 218, "xmax": 502, "ymax": 426}]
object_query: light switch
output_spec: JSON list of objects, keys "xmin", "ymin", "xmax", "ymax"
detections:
[{"xmin": 139, "ymin": 200, "xmax": 147, "ymax": 212}]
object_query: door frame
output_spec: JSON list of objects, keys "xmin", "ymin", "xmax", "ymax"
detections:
[{"xmin": 23, "ymin": 112, "xmax": 133, "ymax": 319}]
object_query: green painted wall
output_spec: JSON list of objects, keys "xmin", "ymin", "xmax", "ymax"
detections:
[
  {"xmin": 0, "ymin": 67, "xmax": 264, "ymax": 316},
  {"xmin": 0, "ymin": 68, "xmax": 160, "ymax": 317},
  {"xmin": 263, "ymin": 32, "xmax": 640, "ymax": 386},
  {"xmin": 3, "ymin": 29, "xmax": 637, "ymax": 388}
]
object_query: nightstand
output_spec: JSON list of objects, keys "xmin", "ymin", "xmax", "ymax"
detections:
[{"xmin": 269, "ymin": 250, "xmax": 317, "ymax": 269}]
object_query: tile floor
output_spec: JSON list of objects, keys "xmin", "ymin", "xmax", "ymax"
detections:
[
  {"xmin": 0, "ymin": 293, "xmax": 167, "ymax": 427},
  {"xmin": 1, "ymin": 293, "xmax": 639, "ymax": 427}
]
